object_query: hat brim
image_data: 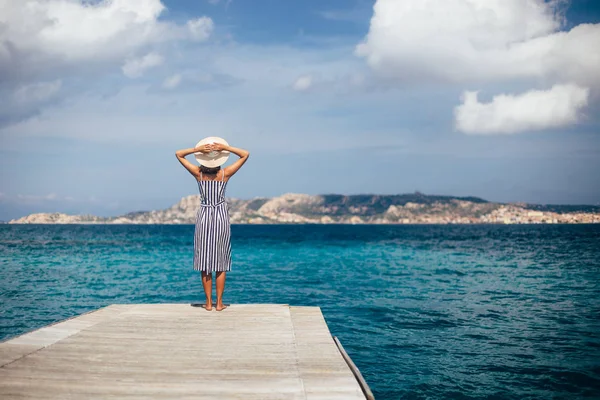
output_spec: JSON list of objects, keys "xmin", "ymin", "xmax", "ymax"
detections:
[{"xmin": 194, "ymin": 136, "xmax": 230, "ymax": 167}]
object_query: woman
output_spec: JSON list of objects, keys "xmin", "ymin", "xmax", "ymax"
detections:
[{"xmin": 175, "ymin": 141, "xmax": 250, "ymax": 311}]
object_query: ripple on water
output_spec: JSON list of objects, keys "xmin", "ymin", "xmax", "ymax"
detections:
[{"xmin": 1, "ymin": 224, "xmax": 600, "ymax": 399}]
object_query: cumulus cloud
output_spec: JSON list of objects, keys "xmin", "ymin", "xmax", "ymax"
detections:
[
  {"xmin": 455, "ymin": 84, "xmax": 590, "ymax": 134},
  {"xmin": 0, "ymin": 0, "xmax": 213, "ymax": 77},
  {"xmin": 122, "ymin": 53, "xmax": 164, "ymax": 78},
  {"xmin": 292, "ymin": 75, "xmax": 313, "ymax": 91},
  {"xmin": 0, "ymin": 0, "xmax": 213, "ymax": 127},
  {"xmin": 356, "ymin": 0, "xmax": 600, "ymax": 85},
  {"xmin": 0, "ymin": 0, "xmax": 168, "ymax": 73},
  {"xmin": 356, "ymin": 0, "xmax": 599, "ymax": 134},
  {"xmin": 162, "ymin": 74, "xmax": 182, "ymax": 89},
  {"xmin": 187, "ymin": 17, "xmax": 214, "ymax": 42}
]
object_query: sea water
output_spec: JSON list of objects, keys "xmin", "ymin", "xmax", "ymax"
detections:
[{"xmin": 1, "ymin": 224, "xmax": 599, "ymax": 399}]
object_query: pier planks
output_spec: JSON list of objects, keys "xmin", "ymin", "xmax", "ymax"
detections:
[{"xmin": 0, "ymin": 304, "xmax": 367, "ymax": 399}]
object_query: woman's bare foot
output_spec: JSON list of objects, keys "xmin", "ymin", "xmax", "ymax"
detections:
[
  {"xmin": 216, "ymin": 302, "xmax": 227, "ymax": 311},
  {"xmin": 204, "ymin": 302, "xmax": 213, "ymax": 311}
]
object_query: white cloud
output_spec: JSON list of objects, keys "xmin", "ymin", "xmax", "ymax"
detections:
[
  {"xmin": 0, "ymin": 0, "xmax": 213, "ymax": 126},
  {"xmin": 0, "ymin": 0, "xmax": 214, "ymax": 70},
  {"xmin": 122, "ymin": 53, "xmax": 164, "ymax": 78},
  {"xmin": 0, "ymin": 0, "xmax": 169, "ymax": 68},
  {"xmin": 455, "ymin": 84, "xmax": 590, "ymax": 134},
  {"xmin": 162, "ymin": 74, "xmax": 182, "ymax": 89},
  {"xmin": 356, "ymin": 0, "xmax": 600, "ymax": 87},
  {"xmin": 292, "ymin": 75, "xmax": 313, "ymax": 91},
  {"xmin": 187, "ymin": 17, "xmax": 214, "ymax": 42},
  {"xmin": 14, "ymin": 80, "xmax": 62, "ymax": 104},
  {"xmin": 356, "ymin": 0, "xmax": 600, "ymax": 134}
]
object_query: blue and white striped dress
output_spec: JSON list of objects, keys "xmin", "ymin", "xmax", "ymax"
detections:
[{"xmin": 193, "ymin": 170, "xmax": 232, "ymax": 272}]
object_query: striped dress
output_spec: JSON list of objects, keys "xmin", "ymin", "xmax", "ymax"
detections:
[{"xmin": 193, "ymin": 170, "xmax": 232, "ymax": 272}]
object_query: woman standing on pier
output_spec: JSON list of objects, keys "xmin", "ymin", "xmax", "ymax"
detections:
[{"xmin": 175, "ymin": 139, "xmax": 250, "ymax": 311}]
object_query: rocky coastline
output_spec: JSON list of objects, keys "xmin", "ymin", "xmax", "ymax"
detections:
[{"xmin": 8, "ymin": 193, "xmax": 600, "ymax": 225}]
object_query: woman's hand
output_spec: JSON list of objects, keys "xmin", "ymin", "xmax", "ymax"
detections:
[
  {"xmin": 211, "ymin": 142, "xmax": 227, "ymax": 152},
  {"xmin": 195, "ymin": 144, "xmax": 212, "ymax": 154}
]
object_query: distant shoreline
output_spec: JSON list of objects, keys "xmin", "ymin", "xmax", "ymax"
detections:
[
  {"xmin": 7, "ymin": 192, "xmax": 600, "ymax": 225},
  {"xmin": 5, "ymin": 222, "xmax": 600, "ymax": 226}
]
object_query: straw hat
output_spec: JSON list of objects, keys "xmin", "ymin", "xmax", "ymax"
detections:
[{"xmin": 194, "ymin": 136, "xmax": 230, "ymax": 168}]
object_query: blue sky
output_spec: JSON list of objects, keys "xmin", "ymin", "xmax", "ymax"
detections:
[{"xmin": 1, "ymin": 0, "xmax": 599, "ymax": 220}]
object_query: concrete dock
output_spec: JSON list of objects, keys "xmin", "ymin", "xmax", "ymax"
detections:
[{"xmin": 0, "ymin": 304, "xmax": 373, "ymax": 399}]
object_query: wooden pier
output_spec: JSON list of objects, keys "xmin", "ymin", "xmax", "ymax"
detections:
[{"xmin": 0, "ymin": 304, "xmax": 373, "ymax": 399}]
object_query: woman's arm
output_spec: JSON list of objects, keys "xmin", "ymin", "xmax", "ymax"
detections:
[
  {"xmin": 212, "ymin": 143, "xmax": 250, "ymax": 178},
  {"xmin": 175, "ymin": 144, "xmax": 211, "ymax": 178}
]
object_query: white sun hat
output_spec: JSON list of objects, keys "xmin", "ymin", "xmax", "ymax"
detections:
[{"xmin": 194, "ymin": 136, "xmax": 230, "ymax": 168}]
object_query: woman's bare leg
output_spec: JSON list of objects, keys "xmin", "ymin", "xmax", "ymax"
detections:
[
  {"xmin": 201, "ymin": 271, "xmax": 213, "ymax": 310},
  {"xmin": 215, "ymin": 271, "xmax": 227, "ymax": 311}
]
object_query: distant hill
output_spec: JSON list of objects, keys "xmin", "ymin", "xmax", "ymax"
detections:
[
  {"xmin": 317, "ymin": 192, "xmax": 489, "ymax": 217},
  {"xmin": 8, "ymin": 192, "xmax": 600, "ymax": 224}
]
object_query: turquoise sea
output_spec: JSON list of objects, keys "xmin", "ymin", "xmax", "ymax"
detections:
[{"xmin": 1, "ymin": 224, "xmax": 599, "ymax": 399}]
